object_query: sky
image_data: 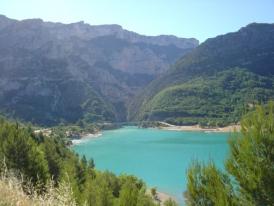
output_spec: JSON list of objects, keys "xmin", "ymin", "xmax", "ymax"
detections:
[{"xmin": 1, "ymin": 0, "xmax": 274, "ymax": 42}]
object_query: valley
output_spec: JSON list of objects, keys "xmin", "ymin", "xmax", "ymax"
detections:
[{"xmin": 0, "ymin": 7, "xmax": 273, "ymax": 206}]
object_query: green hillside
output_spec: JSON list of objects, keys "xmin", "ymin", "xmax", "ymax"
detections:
[
  {"xmin": 136, "ymin": 69, "xmax": 274, "ymax": 126},
  {"xmin": 129, "ymin": 23, "xmax": 274, "ymax": 125}
]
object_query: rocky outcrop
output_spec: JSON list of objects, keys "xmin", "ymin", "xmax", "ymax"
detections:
[{"xmin": 0, "ymin": 15, "xmax": 198, "ymax": 125}]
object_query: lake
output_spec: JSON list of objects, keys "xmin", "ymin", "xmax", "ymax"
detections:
[{"xmin": 72, "ymin": 126, "xmax": 230, "ymax": 205}]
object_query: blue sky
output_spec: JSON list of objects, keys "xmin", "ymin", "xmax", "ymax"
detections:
[{"xmin": 1, "ymin": 0, "xmax": 274, "ymax": 42}]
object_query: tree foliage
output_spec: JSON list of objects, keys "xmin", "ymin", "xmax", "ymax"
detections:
[
  {"xmin": 135, "ymin": 69, "xmax": 274, "ymax": 127},
  {"xmin": 187, "ymin": 162, "xmax": 237, "ymax": 206},
  {"xmin": 163, "ymin": 198, "xmax": 178, "ymax": 206},
  {"xmin": 0, "ymin": 118, "xmax": 157, "ymax": 205},
  {"xmin": 130, "ymin": 23, "xmax": 274, "ymax": 125},
  {"xmin": 226, "ymin": 102, "xmax": 274, "ymax": 205},
  {"xmin": 186, "ymin": 102, "xmax": 274, "ymax": 206}
]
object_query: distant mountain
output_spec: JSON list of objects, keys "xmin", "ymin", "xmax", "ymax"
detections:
[
  {"xmin": 129, "ymin": 23, "xmax": 274, "ymax": 126},
  {"xmin": 0, "ymin": 15, "xmax": 198, "ymax": 125}
]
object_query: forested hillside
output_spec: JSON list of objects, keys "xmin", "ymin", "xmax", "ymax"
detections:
[{"xmin": 129, "ymin": 23, "xmax": 274, "ymax": 126}]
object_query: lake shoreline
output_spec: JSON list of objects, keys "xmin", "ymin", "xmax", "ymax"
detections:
[
  {"xmin": 158, "ymin": 122, "xmax": 240, "ymax": 133},
  {"xmin": 71, "ymin": 133, "xmax": 102, "ymax": 145},
  {"xmin": 73, "ymin": 126, "xmax": 230, "ymax": 206}
]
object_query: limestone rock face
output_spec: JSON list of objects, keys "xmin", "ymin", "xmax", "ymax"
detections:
[{"xmin": 0, "ymin": 15, "xmax": 198, "ymax": 125}]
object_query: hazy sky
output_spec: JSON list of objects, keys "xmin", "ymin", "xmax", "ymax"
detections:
[{"xmin": 1, "ymin": 0, "xmax": 274, "ymax": 42}]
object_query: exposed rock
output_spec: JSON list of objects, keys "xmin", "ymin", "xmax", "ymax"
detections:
[{"xmin": 0, "ymin": 15, "xmax": 198, "ymax": 125}]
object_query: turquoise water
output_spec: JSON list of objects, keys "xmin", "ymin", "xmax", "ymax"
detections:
[{"xmin": 72, "ymin": 126, "xmax": 230, "ymax": 205}]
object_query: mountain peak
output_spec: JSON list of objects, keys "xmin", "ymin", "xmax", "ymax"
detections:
[
  {"xmin": 0, "ymin": 14, "xmax": 199, "ymax": 49},
  {"xmin": 21, "ymin": 18, "xmax": 44, "ymax": 24},
  {"xmin": 0, "ymin": 14, "xmax": 15, "ymax": 30},
  {"xmin": 0, "ymin": 14, "xmax": 7, "ymax": 19},
  {"xmin": 238, "ymin": 22, "xmax": 274, "ymax": 33}
]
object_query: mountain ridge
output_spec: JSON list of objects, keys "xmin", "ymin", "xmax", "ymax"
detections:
[
  {"xmin": 0, "ymin": 14, "xmax": 198, "ymax": 49},
  {"xmin": 129, "ymin": 23, "xmax": 274, "ymax": 125},
  {"xmin": 0, "ymin": 15, "xmax": 198, "ymax": 125}
]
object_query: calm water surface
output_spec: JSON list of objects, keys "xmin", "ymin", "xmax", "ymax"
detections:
[{"xmin": 72, "ymin": 126, "xmax": 230, "ymax": 205}]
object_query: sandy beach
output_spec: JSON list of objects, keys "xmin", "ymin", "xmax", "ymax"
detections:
[
  {"xmin": 159, "ymin": 122, "xmax": 240, "ymax": 132},
  {"xmin": 71, "ymin": 133, "xmax": 102, "ymax": 145}
]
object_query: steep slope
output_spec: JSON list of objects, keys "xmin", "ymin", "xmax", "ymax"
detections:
[
  {"xmin": 0, "ymin": 15, "xmax": 198, "ymax": 125},
  {"xmin": 130, "ymin": 23, "xmax": 274, "ymax": 126}
]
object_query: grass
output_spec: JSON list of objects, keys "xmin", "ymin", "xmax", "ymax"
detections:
[{"xmin": 0, "ymin": 169, "xmax": 76, "ymax": 206}]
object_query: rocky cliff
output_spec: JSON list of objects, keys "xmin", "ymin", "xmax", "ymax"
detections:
[{"xmin": 0, "ymin": 15, "xmax": 198, "ymax": 125}]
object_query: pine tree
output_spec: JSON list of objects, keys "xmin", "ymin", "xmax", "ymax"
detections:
[
  {"xmin": 186, "ymin": 102, "xmax": 274, "ymax": 206},
  {"xmin": 0, "ymin": 122, "xmax": 49, "ymax": 187},
  {"xmin": 226, "ymin": 102, "xmax": 274, "ymax": 205}
]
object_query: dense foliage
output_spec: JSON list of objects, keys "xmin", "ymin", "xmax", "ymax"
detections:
[
  {"xmin": 186, "ymin": 102, "xmax": 274, "ymax": 206},
  {"xmin": 136, "ymin": 69, "xmax": 274, "ymax": 126},
  {"xmin": 129, "ymin": 23, "xmax": 274, "ymax": 126},
  {"xmin": 0, "ymin": 118, "xmax": 160, "ymax": 206}
]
